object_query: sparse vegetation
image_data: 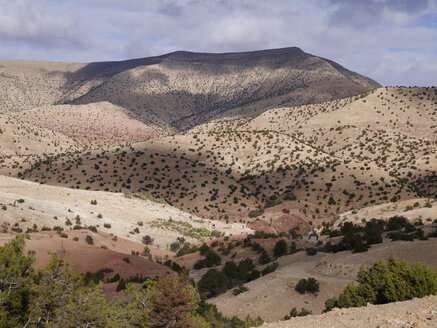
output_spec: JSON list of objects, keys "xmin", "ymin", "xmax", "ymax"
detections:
[{"xmin": 325, "ymin": 256, "xmax": 437, "ymax": 311}]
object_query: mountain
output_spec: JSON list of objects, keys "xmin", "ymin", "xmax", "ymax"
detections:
[
  {"xmin": 0, "ymin": 47, "xmax": 380, "ymax": 131},
  {"xmin": 13, "ymin": 87, "xmax": 436, "ymax": 226}
]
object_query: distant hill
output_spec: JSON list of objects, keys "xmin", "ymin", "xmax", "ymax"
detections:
[
  {"xmin": 0, "ymin": 47, "xmax": 380, "ymax": 131},
  {"xmin": 16, "ymin": 87, "xmax": 436, "ymax": 224}
]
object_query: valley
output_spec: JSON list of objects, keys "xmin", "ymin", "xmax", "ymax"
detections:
[{"xmin": 0, "ymin": 47, "xmax": 436, "ymax": 327}]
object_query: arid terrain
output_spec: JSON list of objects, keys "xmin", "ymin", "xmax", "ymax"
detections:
[
  {"xmin": 0, "ymin": 47, "xmax": 436, "ymax": 327},
  {"xmin": 261, "ymin": 295, "xmax": 437, "ymax": 327}
]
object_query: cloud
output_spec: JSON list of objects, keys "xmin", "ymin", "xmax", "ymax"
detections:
[{"xmin": 0, "ymin": 0, "xmax": 436, "ymax": 85}]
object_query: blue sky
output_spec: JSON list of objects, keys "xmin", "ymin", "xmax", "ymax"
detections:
[{"xmin": 0, "ymin": 0, "xmax": 436, "ymax": 86}]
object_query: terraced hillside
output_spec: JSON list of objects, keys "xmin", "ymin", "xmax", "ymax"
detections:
[
  {"xmin": 0, "ymin": 47, "xmax": 379, "ymax": 131},
  {"xmin": 17, "ymin": 87, "xmax": 436, "ymax": 229}
]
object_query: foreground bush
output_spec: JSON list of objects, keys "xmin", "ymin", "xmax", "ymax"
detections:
[
  {"xmin": 325, "ymin": 255, "xmax": 437, "ymax": 311},
  {"xmin": 0, "ymin": 236, "xmax": 263, "ymax": 328}
]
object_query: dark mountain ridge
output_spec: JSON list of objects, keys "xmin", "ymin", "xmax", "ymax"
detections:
[{"xmin": 0, "ymin": 47, "xmax": 380, "ymax": 131}]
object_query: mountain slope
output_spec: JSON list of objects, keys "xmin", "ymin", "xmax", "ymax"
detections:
[
  {"xmin": 0, "ymin": 47, "xmax": 380, "ymax": 131},
  {"xmin": 261, "ymin": 295, "xmax": 437, "ymax": 327},
  {"xmin": 17, "ymin": 87, "xmax": 435, "ymax": 224}
]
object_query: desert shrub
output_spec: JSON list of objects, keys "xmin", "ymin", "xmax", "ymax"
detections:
[
  {"xmin": 363, "ymin": 219, "xmax": 384, "ymax": 245},
  {"xmin": 108, "ymin": 273, "xmax": 121, "ymax": 283},
  {"xmin": 273, "ymin": 239, "xmax": 288, "ymax": 257},
  {"xmin": 265, "ymin": 198, "xmax": 282, "ymax": 208},
  {"xmin": 84, "ymin": 268, "xmax": 113, "ymax": 285},
  {"xmin": 142, "ymin": 235, "xmax": 154, "ymax": 245},
  {"xmin": 342, "ymin": 233, "xmax": 369, "ymax": 253},
  {"xmin": 204, "ymin": 249, "xmax": 221, "ymax": 267},
  {"xmin": 199, "ymin": 243, "xmax": 210, "ymax": 255},
  {"xmin": 197, "ymin": 269, "xmax": 230, "ymax": 297},
  {"xmin": 289, "ymin": 242, "xmax": 297, "ymax": 254},
  {"xmin": 305, "ymin": 247, "xmax": 318, "ymax": 256},
  {"xmin": 198, "ymin": 258, "xmax": 262, "ymax": 298},
  {"xmin": 85, "ymin": 235, "xmax": 94, "ymax": 245},
  {"xmin": 232, "ymin": 285, "xmax": 248, "ymax": 296},
  {"xmin": 258, "ymin": 252, "xmax": 271, "ymax": 265},
  {"xmin": 116, "ymin": 278, "xmax": 126, "ymax": 291},
  {"xmin": 248, "ymin": 207, "xmax": 264, "ymax": 218},
  {"xmin": 295, "ymin": 278, "xmax": 319, "ymax": 295},
  {"xmin": 328, "ymin": 229, "xmax": 342, "ymax": 237},
  {"xmin": 176, "ymin": 244, "xmax": 198, "ymax": 257},
  {"xmin": 170, "ymin": 242, "xmax": 181, "ymax": 252},
  {"xmin": 324, "ymin": 256, "xmax": 437, "ymax": 311},
  {"xmin": 283, "ymin": 307, "xmax": 312, "ymax": 320},
  {"xmin": 194, "ymin": 250, "xmax": 221, "ymax": 269},
  {"xmin": 261, "ymin": 262, "xmax": 278, "ymax": 276},
  {"xmin": 386, "ymin": 216, "xmax": 408, "ymax": 231}
]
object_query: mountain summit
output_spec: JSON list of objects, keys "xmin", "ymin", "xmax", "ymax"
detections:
[{"xmin": 0, "ymin": 47, "xmax": 380, "ymax": 131}]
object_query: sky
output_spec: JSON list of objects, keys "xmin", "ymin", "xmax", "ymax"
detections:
[{"xmin": 0, "ymin": 0, "xmax": 436, "ymax": 86}]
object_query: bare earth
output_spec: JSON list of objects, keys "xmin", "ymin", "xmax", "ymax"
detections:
[
  {"xmin": 261, "ymin": 295, "xmax": 437, "ymax": 328},
  {"xmin": 210, "ymin": 239, "xmax": 437, "ymax": 322}
]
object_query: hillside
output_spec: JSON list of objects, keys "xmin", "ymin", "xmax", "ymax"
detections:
[
  {"xmin": 10, "ymin": 101, "xmax": 166, "ymax": 147},
  {"xmin": 16, "ymin": 87, "xmax": 436, "ymax": 227},
  {"xmin": 0, "ymin": 47, "xmax": 379, "ymax": 131},
  {"xmin": 261, "ymin": 295, "xmax": 437, "ymax": 327},
  {"xmin": 208, "ymin": 238, "xmax": 437, "ymax": 321},
  {"xmin": 0, "ymin": 176, "xmax": 249, "ymax": 250}
]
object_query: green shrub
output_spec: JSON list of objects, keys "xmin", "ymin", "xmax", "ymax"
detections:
[
  {"xmin": 305, "ymin": 247, "xmax": 317, "ymax": 256},
  {"xmin": 363, "ymin": 220, "xmax": 384, "ymax": 245},
  {"xmin": 199, "ymin": 243, "xmax": 210, "ymax": 256},
  {"xmin": 248, "ymin": 207, "xmax": 264, "ymax": 218},
  {"xmin": 258, "ymin": 252, "xmax": 271, "ymax": 265},
  {"xmin": 85, "ymin": 235, "xmax": 94, "ymax": 245},
  {"xmin": 116, "ymin": 278, "xmax": 126, "ymax": 291},
  {"xmin": 261, "ymin": 262, "xmax": 278, "ymax": 276},
  {"xmin": 295, "ymin": 278, "xmax": 319, "ymax": 295},
  {"xmin": 194, "ymin": 250, "xmax": 221, "ymax": 269},
  {"xmin": 386, "ymin": 216, "xmax": 408, "ymax": 231},
  {"xmin": 232, "ymin": 285, "xmax": 248, "ymax": 296},
  {"xmin": 324, "ymin": 256, "xmax": 437, "ymax": 311},
  {"xmin": 283, "ymin": 307, "xmax": 312, "ymax": 320},
  {"xmin": 273, "ymin": 239, "xmax": 288, "ymax": 257},
  {"xmin": 197, "ymin": 269, "xmax": 230, "ymax": 297}
]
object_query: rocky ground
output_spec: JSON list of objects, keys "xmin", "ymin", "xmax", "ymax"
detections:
[{"xmin": 261, "ymin": 295, "xmax": 437, "ymax": 328}]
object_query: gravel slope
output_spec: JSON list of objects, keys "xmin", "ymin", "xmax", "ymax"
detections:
[{"xmin": 262, "ymin": 296, "xmax": 437, "ymax": 328}]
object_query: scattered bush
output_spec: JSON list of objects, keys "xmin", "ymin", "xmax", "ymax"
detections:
[
  {"xmin": 283, "ymin": 307, "xmax": 312, "ymax": 320},
  {"xmin": 273, "ymin": 239, "xmax": 288, "ymax": 257},
  {"xmin": 295, "ymin": 278, "xmax": 320, "ymax": 295},
  {"xmin": 85, "ymin": 235, "xmax": 94, "ymax": 245},
  {"xmin": 232, "ymin": 285, "xmax": 248, "ymax": 296},
  {"xmin": 142, "ymin": 235, "xmax": 154, "ymax": 245}
]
